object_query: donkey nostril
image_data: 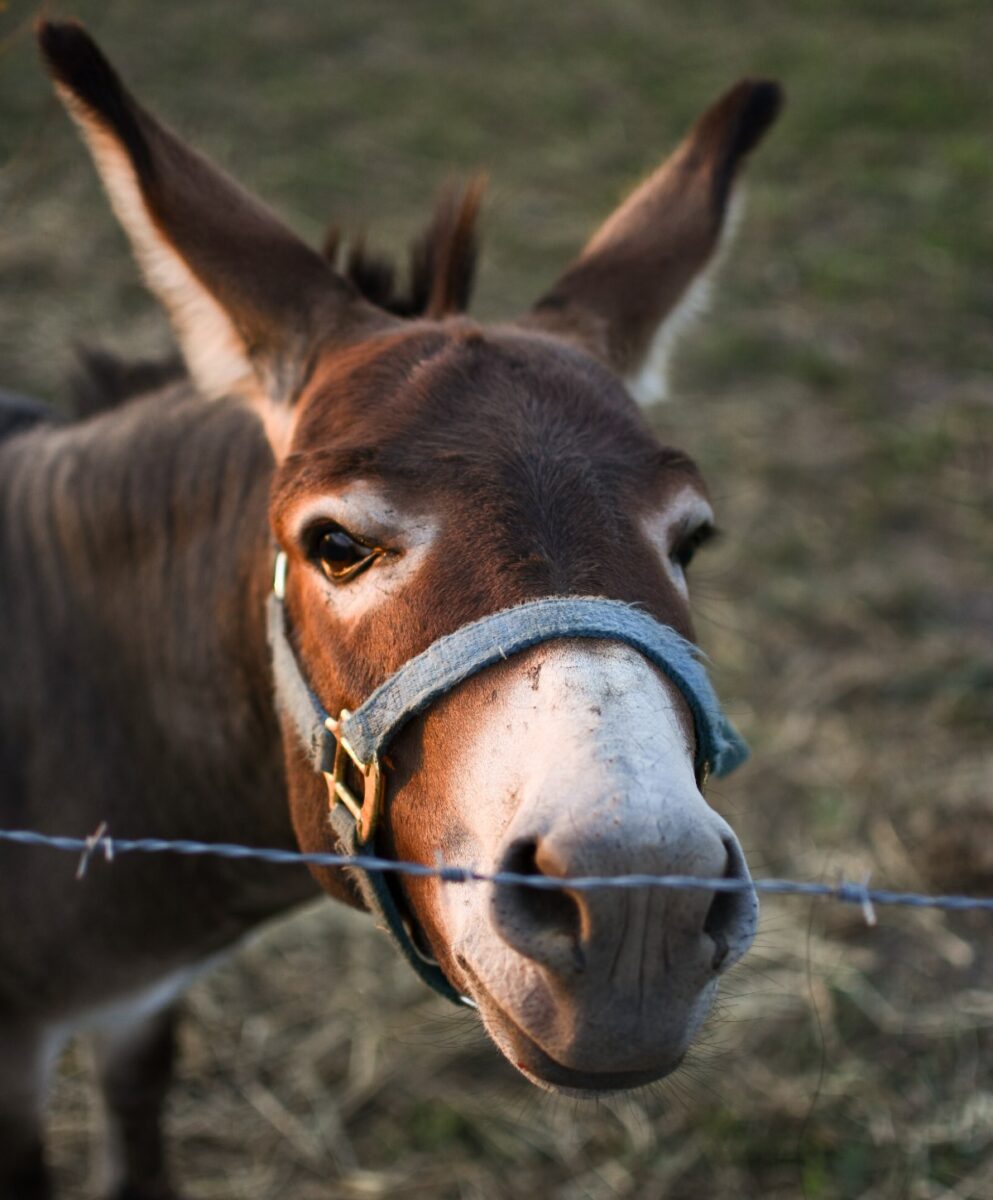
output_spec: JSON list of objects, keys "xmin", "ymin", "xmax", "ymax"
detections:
[
  {"xmin": 496, "ymin": 837, "xmax": 585, "ymax": 970},
  {"xmin": 506, "ymin": 839, "xmax": 583, "ymax": 946},
  {"xmin": 703, "ymin": 839, "xmax": 751, "ymax": 972}
]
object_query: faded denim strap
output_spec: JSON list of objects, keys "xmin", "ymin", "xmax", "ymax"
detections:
[
  {"xmin": 267, "ymin": 593, "xmax": 329, "ymax": 771},
  {"xmin": 328, "ymin": 802, "xmax": 465, "ymax": 1006},
  {"xmin": 268, "ymin": 591, "xmax": 749, "ymax": 780}
]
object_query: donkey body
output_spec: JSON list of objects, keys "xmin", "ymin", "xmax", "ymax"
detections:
[
  {"xmin": 0, "ymin": 385, "xmax": 319, "ymax": 1196},
  {"xmin": 0, "ymin": 21, "xmax": 781, "ymax": 1199}
]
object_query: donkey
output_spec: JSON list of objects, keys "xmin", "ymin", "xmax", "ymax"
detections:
[{"xmin": 0, "ymin": 20, "xmax": 781, "ymax": 1199}]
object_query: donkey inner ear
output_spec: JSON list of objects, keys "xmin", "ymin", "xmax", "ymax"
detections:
[
  {"xmin": 522, "ymin": 79, "xmax": 783, "ymax": 405},
  {"xmin": 37, "ymin": 20, "xmax": 390, "ymax": 429}
]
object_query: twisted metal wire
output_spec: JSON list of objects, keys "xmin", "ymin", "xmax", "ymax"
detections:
[{"xmin": 2, "ymin": 827, "xmax": 992, "ymax": 917}]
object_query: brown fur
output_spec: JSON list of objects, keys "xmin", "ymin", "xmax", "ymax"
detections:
[{"xmin": 0, "ymin": 21, "xmax": 780, "ymax": 1198}]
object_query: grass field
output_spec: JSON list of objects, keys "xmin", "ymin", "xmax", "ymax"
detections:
[{"xmin": 2, "ymin": 1, "xmax": 992, "ymax": 1197}]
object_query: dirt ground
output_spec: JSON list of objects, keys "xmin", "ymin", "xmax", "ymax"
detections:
[{"xmin": 2, "ymin": 1, "xmax": 992, "ymax": 1197}]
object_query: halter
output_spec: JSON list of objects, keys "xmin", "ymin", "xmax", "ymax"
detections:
[{"xmin": 266, "ymin": 551, "xmax": 749, "ymax": 1006}]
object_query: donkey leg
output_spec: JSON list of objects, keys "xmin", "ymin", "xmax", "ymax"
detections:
[
  {"xmin": 94, "ymin": 1003, "xmax": 185, "ymax": 1200},
  {"xmin": 0, "ymin": 1023, "xmax": 56, "ymax": 1200}
]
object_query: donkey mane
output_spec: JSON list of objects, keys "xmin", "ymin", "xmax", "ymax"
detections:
[
  {"xmin": 70, "ymin": 348, "xmax": 188, "ymax": 418},
  {"xmin": 322, "ymin": 176, "xmax": 484, "ymax": 319},
  {"xmin": 71, "ymin": 179, "xmax": 484, "ymax": 418}
]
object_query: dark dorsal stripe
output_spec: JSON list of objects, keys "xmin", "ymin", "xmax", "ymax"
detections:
[{"xmin": 0, "ymin": 390, "xmax": 55, "ymax": 442}]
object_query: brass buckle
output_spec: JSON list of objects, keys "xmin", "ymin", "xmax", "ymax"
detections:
[{"xmin": 323, "ymin": 709, "xmax": 384, "ymax": 845}]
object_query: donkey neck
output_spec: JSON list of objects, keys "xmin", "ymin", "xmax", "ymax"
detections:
[{"xmin": 0, "ymin": 385, "xmax": 298, "ymax": 852}]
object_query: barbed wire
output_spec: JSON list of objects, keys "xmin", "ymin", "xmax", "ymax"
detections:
[{"xmin": 3, "ymin": 827, "xmax": 993, "ymax": 923}]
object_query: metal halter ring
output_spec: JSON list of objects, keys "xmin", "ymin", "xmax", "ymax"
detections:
[{"xmin": 323, "ymin": 709, "xmax": 384, "ymax": 844}]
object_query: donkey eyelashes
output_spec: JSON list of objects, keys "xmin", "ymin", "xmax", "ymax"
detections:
[
  {"xmin": 304, "ymin": 521, "xmax": 387, "ymax": 583},
  {"xmin": 670, "ymin": 521, "xmax": 718, "ymax": 571}
]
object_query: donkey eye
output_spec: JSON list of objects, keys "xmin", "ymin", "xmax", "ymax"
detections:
[
  {"xmin": 307, "ymin": 523, "xmax": 383, "ymax": 583},
  {"xmin": 670, "ymin": 522, "xmax": 717, "ymax": 571}
]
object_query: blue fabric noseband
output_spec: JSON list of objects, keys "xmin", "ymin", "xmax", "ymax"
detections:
[
  {"xmin": 352, "ymin": 596, "xmax": 746, "ymax": 778},
  {"xmin": 266, "ymin": 562, "xmax": 749, "ymax": 1006},
  {"xmin": 269, "ymin": 588, "xmax": 748, "ymax": 784}
]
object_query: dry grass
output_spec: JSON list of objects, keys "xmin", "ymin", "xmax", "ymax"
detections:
[{"xmin": 2, "ymin": 0, "xmax": 992, "ymax": 1196}]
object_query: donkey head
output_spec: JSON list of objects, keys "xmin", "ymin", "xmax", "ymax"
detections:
[{"xmin": 41, "ymin": 21, "xmax": 781, "ymax": 1093}]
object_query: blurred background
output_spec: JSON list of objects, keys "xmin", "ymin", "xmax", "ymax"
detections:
[{"xmin": 2, "ymin": 1, "xmax": 992, "ymax": 1197}]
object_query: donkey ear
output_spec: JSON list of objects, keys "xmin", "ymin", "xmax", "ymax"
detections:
[
  {"xmin": 37, "ymin": 21, "xmax": 386, "ymax": 417},
  {"xmin": 524, "ymin": 79, "xmax": 783, "ymax": 404}
]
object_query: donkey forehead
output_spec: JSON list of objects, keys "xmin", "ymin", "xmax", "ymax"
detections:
[{"xmin": 274, "ymin": 324, "xmax": 708, "ymax": 515}]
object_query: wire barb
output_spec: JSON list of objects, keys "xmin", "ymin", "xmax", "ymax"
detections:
[
  {"xmin": 858, "ymin": 871, "xmax": 877, "ymax": 927},
  {"xmin": 1, "ymin": 827, "xmax": 992, "ymax": 914},
  {"xmin": 75, "ymin": 820, "xmax": 113, "ymax": 880}
]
